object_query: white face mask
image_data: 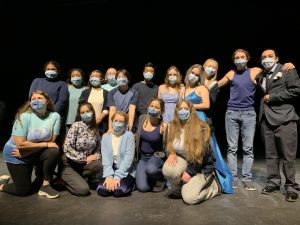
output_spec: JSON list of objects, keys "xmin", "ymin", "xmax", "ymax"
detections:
[
  {"xmin": 168, "ymin": 75, "xmax": 177, "ymax": 84},
  {"xmin": 261, "ymin": 57, "xmax": 276, "ymax": 70},
  {"xmin": 204, "ymin": 67, "xmax": 216, "ymax": 76},
  {"xmin": 188, "ymin": 73, "xmax": 199, "ymax": 83},
  {"xmin": 234, "ymin": 58, "xmax": 247, "ymax": 68},
  {"xmin": 45, "ymin": 70, "xmax": 58, "ymax": 79},
  {"xmin": 143, "ymin": 72, "xmax": 153, "ymax": 80}
]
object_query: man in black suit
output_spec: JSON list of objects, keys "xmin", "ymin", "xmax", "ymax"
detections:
[{"xmin": 256, "ymin": 48, "xmax": 300, "ymax": 202}]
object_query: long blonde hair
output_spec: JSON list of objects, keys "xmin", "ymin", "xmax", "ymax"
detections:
[{"xmin": 166, "ymin": 99, "xmax": 211, "ymax": 164}]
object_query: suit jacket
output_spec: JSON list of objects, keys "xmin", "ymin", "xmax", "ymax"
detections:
[{"xmin": 256, "ymin": 64, "xmax": 300, "ymax": 126}]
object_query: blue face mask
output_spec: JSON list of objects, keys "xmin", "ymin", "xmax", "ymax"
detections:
[
  {"xmin": 204, "ymin": 67, "xmax": 216, "ymax": 76},
  {"xmin": 30, "ymin": 99, "xmax": 47, "ymax": 111},
  {"xmin": 45, "ymin": 70, "xmax": 58, "ymax": 79},
  {"xmin": 80, "ymin": 111, "xmax": 93, "ymax": 122},
  {"xmin": 177, "ymin": 109, "xmax": 190, "ymax": 121},
  {"xmin": 117, "ymin": 77, "xmax": 128, "ymax": 86},
  {"xmin": 112, "ymin": 121, "xmax": 126, "ymax": 135},
  {"xmin": 261, "ymin": 57, "xmax": 276, "ymax": 70},
  {"xmin": 71, "ymin": 77, "xmax": 82, "ymax": 86},
  {"xmin": 147, "ymin": 107, "xmax": 160, "ymax": 118},
  {"xmin": 89, "ymin": 77, "xmax": 101, "ymax": 87},
  {"xmin": 107, "ymin": 75, "xmax": 117, "ymax": 86},
  {"xmin": 234, "ymin": 59, "xmax": 247, "ymax": 68},
  {"xmin": 188, "ymin": 73, "xmax": 199, "ymax": 83},
  {"xmin": 168, "ymin": 75, "xmax": 177, "ymax": 85},
  {"xmin": 143, "ymin": 72, "xmax": 153, "ymax": 80}
]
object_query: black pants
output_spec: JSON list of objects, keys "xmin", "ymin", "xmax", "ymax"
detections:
[
  {"xmin": 2, "ymin": 147, "xmax": 60, "ymax": 196},
  {"xmin": 261, "ymin": 118, "xmax": 300, "ymax": 192},
  {"xmin": 61, "ymin": 156, "xmax": 102, "ymax": 196}
]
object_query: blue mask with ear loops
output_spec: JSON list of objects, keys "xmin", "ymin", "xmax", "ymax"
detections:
[
  {"xmin": 45, "ymin": 70, "xmax": 58, "ymax": 79},
  {"xmin": 30, "ymin": 100, "xmax": 46, "ymax": 110},
  {"xmin": 177, "ymin": 109, "xmax": 190, "ymax": 121},
  {"xmin": 80, "ymin": 111, "xmax": 93, "ymax": 122}
]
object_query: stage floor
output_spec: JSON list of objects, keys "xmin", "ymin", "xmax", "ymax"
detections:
[{"xmin": 1, "ymin": 153, "xmax": 300, "ymax": 225}]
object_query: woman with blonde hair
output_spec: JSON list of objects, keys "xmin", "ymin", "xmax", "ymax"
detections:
[
  {"xmin": 162, "ymin": 99, "xmax": 220, "ymax": 205},
  {"xmin": 96, "ymin": 111, "xmax": 136, "ymax": 197},
  {"xmin": 158, "ymin": 65, "xmax": 185, "ymax": 124}
]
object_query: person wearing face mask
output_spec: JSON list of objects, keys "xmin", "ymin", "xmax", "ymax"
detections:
[
  {"xmin": 162, "ymin": 100, "xmax": 221, "ymax": 204},
  {"xmin": 184, "ymin": 64, "xmax": 233, "ymax": 194},
  {"xmin": 29, "ymin": 60, "xmax": 69, "ymax": 136},
  {"xmin": 132, "ymin": 62, "xmax": 159, "ymax": 117},
  {"xmin": 101, "ymin": 67, "xmax": 119, "ymax": 92},
  {"xmin": 217, "ymin": 49, "xmax": 295, "ymax": 191},
  {"xmin": 202, "ymin": 58, "xmax": 220, "ymax": 125},
  {"xmin": 29, "ymin": 60, "xmax": 69, "ymax": 180},
  {"xmin": 96, "ymin": 111, "xmax": 136, "ymax": 197},
  {"xmin": 61, "ymin": 100, "xmax": 102, "ymax": 196},
  {"xmin": 256, "ymin": 49, "xmax": 300, "ymax": 202},
  {"xmin": 80, "ymin": 69, "xmax": 109, "ymax": 135},
  {"xmin": 158, "ymin": 65, "xmax": 185, "ymax": 124},
  {"xmin": 135, "ymin": 98, "xmax": 166, "ymax": 192},
  {"xmin": 0, "ymin": 90, "xmax": 61, "ymax": 199},
  {"xmin": 107, "ymin": 69, "xmax": 139, "ymax": 133},
  {"xmin": 65, "ymin": 68, "xmax": 88, "ymax": 133}
]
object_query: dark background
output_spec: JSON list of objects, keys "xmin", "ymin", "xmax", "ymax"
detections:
[{"xmin": 1, "ymin": 0, "xmax": 300, "ymax": 157}]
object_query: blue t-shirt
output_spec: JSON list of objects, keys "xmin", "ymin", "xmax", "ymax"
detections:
[{"xmin": 3, "ymin": 111, "xmax": 60, "ymax": 164}]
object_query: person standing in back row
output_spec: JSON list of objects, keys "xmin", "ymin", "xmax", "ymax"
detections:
[
  {"xmin": 256, "ymin": 48, "xmax": 300, "ymax": 202},
  {"xmin": 218, "ymin": 49, "xmax": 295, "ymax": 191}
]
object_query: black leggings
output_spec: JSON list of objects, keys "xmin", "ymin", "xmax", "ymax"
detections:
[{"xmin": 2, "ymin": 147, "xmax": 60, "ymax": 196}]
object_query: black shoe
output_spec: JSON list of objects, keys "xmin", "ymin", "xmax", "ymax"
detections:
[
  {"xmin": 153, "ymin": 180, "xmax": 166, "ymax": 192},
  {"xmin": 261, "ymin": 185, "xmax": 280, "ymax": 195},
  {"xmin": 285, "ymin": 191, "xmax": 298, "ymax": 202},
  {"xmin": 38, "ymin": 185, "xmax": 60, "ymax": 199},
  {"xmin": 167, "ymin": 191, "xmax": 182, "ymax": 199}
]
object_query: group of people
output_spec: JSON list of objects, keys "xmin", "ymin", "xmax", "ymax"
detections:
[{"xmin": 1, "ymin": 48, "xmax": 300, "ymax": 204}]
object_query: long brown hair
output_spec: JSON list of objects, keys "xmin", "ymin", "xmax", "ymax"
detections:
[
  {"xmin": 76, "ymin": 100, "xmax": 98, "ymax": 133},
  {"xmin": 166, "ymin": 99, "xmax": 211, "ymax": 164},
  {"xmin": 14, "ymin": 90, "xmax": 55, "ymax": 125}
]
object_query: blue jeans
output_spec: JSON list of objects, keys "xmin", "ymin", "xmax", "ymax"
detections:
[
  {"xmin": 135, "ymin": 154, "xmax": 164, "ymax": 192},
  {"xmin": 225, "ymin": 110, "xmax": 256, "ymax": 181}
]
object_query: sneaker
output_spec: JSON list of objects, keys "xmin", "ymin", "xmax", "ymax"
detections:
[
  {"xmin": 0, "ymin": 175, "xmax": 10, "ymax": 186},
  {"xmin": 243, "ymin": 181, "xmax": 256, "ymax": 191},
  {"xmin": 232, "ymin": 179, "xmax": 238, "ymax": 189},
  {"xmin": 38, "ymin": 185, "xmax": 60, "ymax": 199}
]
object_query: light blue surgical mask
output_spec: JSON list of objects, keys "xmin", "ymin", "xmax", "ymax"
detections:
[
  {"xmin": 143, "ymin": 72, "xmax": 153, "ymax": 80},
  {"xmin": 30, "ymin": 99, "xmax": 47, "ymax": 111},
  {"xmin": 117, "ymin": 77, "xmax": 128, "ymax": 86},
  {"xmin": 261, "ymin": 57, "xmax": 276, "ymax": 70},
  {"xmin": 112, "ymin": 121, "xmax": 126, "ymax": 135},
  {"xmin": 89, "ymin": 77, "xmax": 101, "ymax": 87},
  {"xmin": 45, "ymin": 70, "xmax": 58, "ymax": 79},
  {"xmin": 177, "ymin": 109, "xmax": 190, "ymax": 121},
  {"xmin": 204, "ymin": 67, "xmax": 216, "ymax": 76},
  {"xmin": 107, "ymin": 75, "xmax": 117, "ymax": 86},
  {"xmin": 71, "ymin": 77, "xmax": 82, "ymax": 86},
  {"xmin": 234, "ymin": 59, "xmax": 247, "ymax": 68},
  {"xmin": 168, "ymin": 75, "xmax": 177, "ymax": 85},
  {"xmin": 80, "ymin": 111, "xmax": 93, "ymax": 122},
  {"xmin": 147, "ymin": 107, "xmax": 160, "ymax": 118},
  {"xmin": 188, "ymin": 73, "xmax": 199, "ymax": 83}
]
